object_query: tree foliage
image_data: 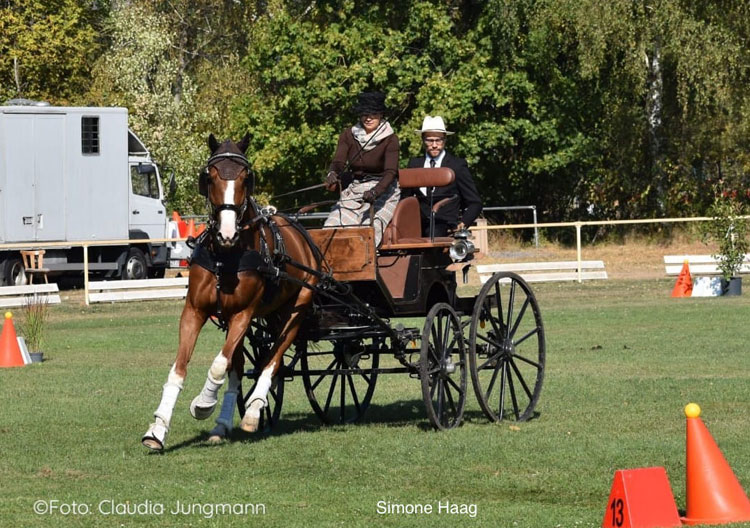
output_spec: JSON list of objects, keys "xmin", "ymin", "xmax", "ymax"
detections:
[
  {"xmin": 3, "ymin": 0, "xmax": 749, "ymax": 223},
  {"xmin": 0, "ymin": 0, "xmax": 106, "ymax": 103}
]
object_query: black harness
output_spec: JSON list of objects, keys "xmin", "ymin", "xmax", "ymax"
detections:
[{"xmin": 192, "ymin": 145, "xmax": 337, "ymax": 329}]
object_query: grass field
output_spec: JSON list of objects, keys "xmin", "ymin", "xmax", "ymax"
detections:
[{"xmin": 3, "ymin": 278, "xmax": 750, "ymax": 527}]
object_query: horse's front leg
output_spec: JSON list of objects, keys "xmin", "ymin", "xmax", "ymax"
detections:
[
  {"xmin": 241, "ymin": 287, "xmax": 315, "ymax": 432},
  {"xmin": 142, "ymin": 302, "xmax": 209, "ymax": 451},
  {"xmin": 190, "ymin": 307, "xmax": 256, "ymax": 422}
]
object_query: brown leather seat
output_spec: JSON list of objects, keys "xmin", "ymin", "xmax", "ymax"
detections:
[
  {"xmin": 381, "ymin": 168, "xmax": 457, "ymax": 247},
  {"xmin": 382, "ymin": 196, "xmax": 422, "ymax": 246}
]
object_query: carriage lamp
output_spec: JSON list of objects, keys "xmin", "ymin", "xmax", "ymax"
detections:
[{"xmin": 449, "ymin": 229, "xmax": 475, "ymax": 262}]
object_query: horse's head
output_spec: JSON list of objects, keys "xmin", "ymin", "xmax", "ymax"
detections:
[{"xmin": 199, "ymin": 133, "xmax": 253, "ymax": 249}]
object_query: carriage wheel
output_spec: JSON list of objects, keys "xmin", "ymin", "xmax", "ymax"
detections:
[
  {"xmin": 238, "ymin": 319, "xmax": 284, "ymax": 433},
  {"xmin": 419, "ymin": 303, "xmax": 467, "ymax": 430},
  {"xmin": 301, "ymin": 338, "xmax": 379, "ymax": 424},
  {"xmin": 469, "ymin": 272, "xmax": 545, "ymax": 423}
]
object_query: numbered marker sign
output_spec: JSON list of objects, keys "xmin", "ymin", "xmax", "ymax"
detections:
[{"xmin": 602, "ymin": 467, "xmax": 681, "ymax": 528}]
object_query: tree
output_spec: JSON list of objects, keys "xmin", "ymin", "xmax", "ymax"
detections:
[
  {"xmin": 89, "ymin": 0, "xmax": 252, "ymax": 213},
  {"xmin": 0, "ymin": 0, "xmax": 106, "ymax": 103}
]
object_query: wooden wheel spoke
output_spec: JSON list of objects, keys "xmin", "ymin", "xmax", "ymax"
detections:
[
  {"xmin": 497, "ymin": 361, "xmax": 508, "ymax": 418},
  {"xmin": 323, "ymin": 363, "xmax": 339, "ymax": 414},
  {"xmin": 507, "ymin": 364, "xmax": 520, "ymax": 420},
  {"xmin": 347, "ymin": 374, "xmax": 361, "ymax": 414},
  {"xmin": 478, "ymin": 350, "xmax": 502, "ymax": 371},
  {"xmin": 512, "ymin": 351, "xmax": 541, "ymax": 369},
  {"xmin": 445, "ymin": 374, "xmax": 464, "ymax": 395},
  {"xmin": 477, "ymin": 331, "xmax": 504, "ymax": 351},
  {"xmin": 484, "ymin": 357, "xmax": 504, "ymax": 400},
  {"xmin": 506, "ymin": 280, "xmax": 516, "ymax": 331},
  {"xmin": 508, "ymin": 358, "xmax": 533, "ymax": 400},
  {"xmin": 509, "ymin": 297, "xmax": 530, "ymax": 339},
  {"xmin": 311, "ymin": 357, "xmax": 338, "ymax": 392},
  {"xmin": 514, "ymin": 326, "xmax": 540, "ymax": 347},
  {"xmin": 444, "ymin": 381, "xmax": 457, "ymax": 416}
]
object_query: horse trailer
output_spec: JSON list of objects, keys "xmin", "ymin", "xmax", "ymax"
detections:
[{"xmin": 0, "ymin": 102, "xmax": 185, "ymax": 285}]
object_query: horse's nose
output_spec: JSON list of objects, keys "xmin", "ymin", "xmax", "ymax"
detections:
[{"xmin": 216, "ymin": 231, "xmax": 239, "ymax": 247}]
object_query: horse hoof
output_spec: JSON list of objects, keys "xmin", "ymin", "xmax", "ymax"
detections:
[
  {"xmin": 240, "ymin": 399, "xmax": 264, "ymax": 433},
  {"xmin": 207, "ymin": 423, "xmax": 229, "ymax": 444},
  {"xmin": 142, "ymin": 422, "xmax": 167, "ymax": 451},
  {"xmin": 190, "ymin": 396, "xmax": 217, "ymax": 420},
  {"xmin": 142, "ymin": 437, "xmax": 164, "ymax": 451}
]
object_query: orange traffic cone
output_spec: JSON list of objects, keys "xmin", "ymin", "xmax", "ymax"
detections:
[
  {"xmin": 682, "ymin": 403, "xmax": 750, "ymax": 525},
  {"xmin": 0, "ymin": 312, "xmax": 25, "ymax": 368},
  {"xmin": 195, "ymin": 223, "xmax": 206, "ymax": 236},
  {"xmin": 172, "ymin": 210, "xmax": 181, "ymax": 223},
  {"xmin": 186, "ymin": 219, "xmax": 196, "ymax": 239},
  {"xmin": 671, "ymin": 260, "xmax": 693, "ymax": 297}
]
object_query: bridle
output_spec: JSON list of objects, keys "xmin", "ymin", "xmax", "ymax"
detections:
[{"xmin": 199, "ymin": 151, "xmax": 255, "ymax": 235}]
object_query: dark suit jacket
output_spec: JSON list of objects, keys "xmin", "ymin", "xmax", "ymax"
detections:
[{"xmin": 405, "ymin": 152, "xmax": 482, "ymax": 230}]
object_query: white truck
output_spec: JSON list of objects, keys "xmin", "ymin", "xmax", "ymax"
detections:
[{"xmin": 0, "ymin": 102, "xmax": 186, "ymax": 285}]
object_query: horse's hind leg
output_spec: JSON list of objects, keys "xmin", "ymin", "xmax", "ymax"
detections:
[
  {"xmin": 207, "ymin": 352, "xmax": 244, "ymax": 444},
  {"xmin": 241, "ymin": 288, "xmax": 314, "ymax": 433}
]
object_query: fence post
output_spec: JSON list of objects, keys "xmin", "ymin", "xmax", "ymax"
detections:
[
  {"xmin": 474, "ymin": 218, "xmax": 489, "ymax": 255},
  {"xmin": 83, "ymin": 244, "xmax": 90, "ymax": 306},
  {"xmin": 575, "ymin": 222, "xmax": 583, "ymax": 283}
]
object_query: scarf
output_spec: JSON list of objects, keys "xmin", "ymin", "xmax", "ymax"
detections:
[{"xmin": 351, "ymin": 120, "xmax": 394, "ymax": 152}]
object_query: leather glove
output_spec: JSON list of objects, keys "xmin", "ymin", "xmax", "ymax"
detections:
[
  {"xmin": 325, "ymin": 171, "xmax": 339, "ymax": 191},
  {"xmin": 362, "ymin": 189, "xmax": 378, "ymax": 203}
]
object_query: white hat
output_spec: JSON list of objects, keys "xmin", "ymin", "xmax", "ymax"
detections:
[{"xmin": 415, "ymin": 115, "xmax": 454, "ymax": 135}]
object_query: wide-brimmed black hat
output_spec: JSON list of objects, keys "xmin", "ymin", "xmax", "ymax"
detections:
[{"xmin": 352, "ymin": 92, "xmax": 388, "ymax": 115}]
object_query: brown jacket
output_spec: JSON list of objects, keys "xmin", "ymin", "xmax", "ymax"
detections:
[{"xmin": 329, "ymin": 128, "xmax": 399, "ymax": 195}]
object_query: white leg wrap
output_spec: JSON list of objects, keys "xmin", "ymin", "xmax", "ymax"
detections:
[
  {"xmin": 144, "ymin": 365, "xmax": 183, "ymax": 450},
  {"xmin": 190, "ymin": 353, "xmax": 228, "ymax": 420},
  {"xmin": 154, "ymin": 365, "xmax": 184, "ymax": 426},
  {"xmin": 247, "ymin": 361, "xmax": 275, "ymax": 407},
  {"xmin": 240, "ymin": 362, "xmax": 276, "ymax": 433}
]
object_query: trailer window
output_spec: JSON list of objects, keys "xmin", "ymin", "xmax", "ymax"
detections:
[
  {"xmin": 81, "ymin": 117, "xmax": 100, "ymax": 154},
  {"xmin": 131, "ymin": 166, "xmax": 160, "ymax": 199}
]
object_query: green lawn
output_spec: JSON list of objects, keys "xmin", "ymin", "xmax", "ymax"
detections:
[{"xmin": 2, "ymin": 279, "xmax": 750, "ymax": 527}]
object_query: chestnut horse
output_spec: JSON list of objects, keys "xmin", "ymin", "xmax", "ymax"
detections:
[{"xmin": 142, "ymin": 134, "xmax": 320, "ymax": 451}]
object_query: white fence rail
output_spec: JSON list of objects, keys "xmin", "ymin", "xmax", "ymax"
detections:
[
  {"xmin": 477, "ymin": 261, "xmax": 607, "ymax": 284},
  {"xmin": 88, "ymin": 277, "xmax": 189, "ymax": 304},
  {"xmin": 0, "ymin": 215, "xmax": 731, "ymax": 306},
  {"xmin": 0, "ymin": 284, "xmax": 61, "ymax": 308}
]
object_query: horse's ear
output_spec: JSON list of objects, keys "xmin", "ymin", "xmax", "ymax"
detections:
[
  {"xmin": 208, "ymin": 134, "xmax": 220, "ymax": 153},
  {"xmin": 237, "ymin": 133, "xmax": 250, "ymax": 154}
]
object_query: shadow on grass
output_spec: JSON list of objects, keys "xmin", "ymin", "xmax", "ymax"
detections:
[{"xmin": 160, "ymin": 400, "xmax": 543, "ymax": 452}]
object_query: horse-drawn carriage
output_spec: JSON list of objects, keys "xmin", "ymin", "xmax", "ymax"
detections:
[{"xmin": 142, "ymin": 137, "xmax": 545, "ymax": 450}]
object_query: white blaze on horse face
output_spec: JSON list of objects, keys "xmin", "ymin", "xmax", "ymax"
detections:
[{"xmin": 218, "ymin": 180, "xmax": 237, "ymax": 241}]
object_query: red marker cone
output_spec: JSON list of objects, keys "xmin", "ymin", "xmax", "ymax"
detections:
[
  {"xmin": 0, "ymin": 312, "xmax": 25, "ymax": 368},
  {"xmin": 682, "ymin": 403, "xmax": 750, "ymax": 525},
  {"xmin": 186, "ymin": 219, "xmax": 196, "ymax": 239},
  {"xmin": 671, "ymin": 260, "xmax": 693, "ymax": 297},
  {"xmin": 601, "ymin": 467, "xmax": 681, "ymax": 528}
]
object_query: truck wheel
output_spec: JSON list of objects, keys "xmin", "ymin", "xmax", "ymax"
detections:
[
  {"xmin": 2, "ymin": 258, "xmax": 27, "ymax": 286},
  {"xmin": 122, "ymin": 248, "xmax": 147, "ymax": 280}
]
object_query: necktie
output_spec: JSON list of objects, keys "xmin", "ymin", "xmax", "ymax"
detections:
[{"xmin": 430, "ymin": 159, "xmax": 436, "ymax": 168}]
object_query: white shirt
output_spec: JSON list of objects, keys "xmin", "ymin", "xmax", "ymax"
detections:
[{"xmin": 420, "ymin": 150, "xmax": 446, "ymax": 195}]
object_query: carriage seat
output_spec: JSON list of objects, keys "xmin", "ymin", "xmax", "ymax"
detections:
[{"xmin": 381, "ymin": 167, "xmax": 456, "ymax": 248}]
